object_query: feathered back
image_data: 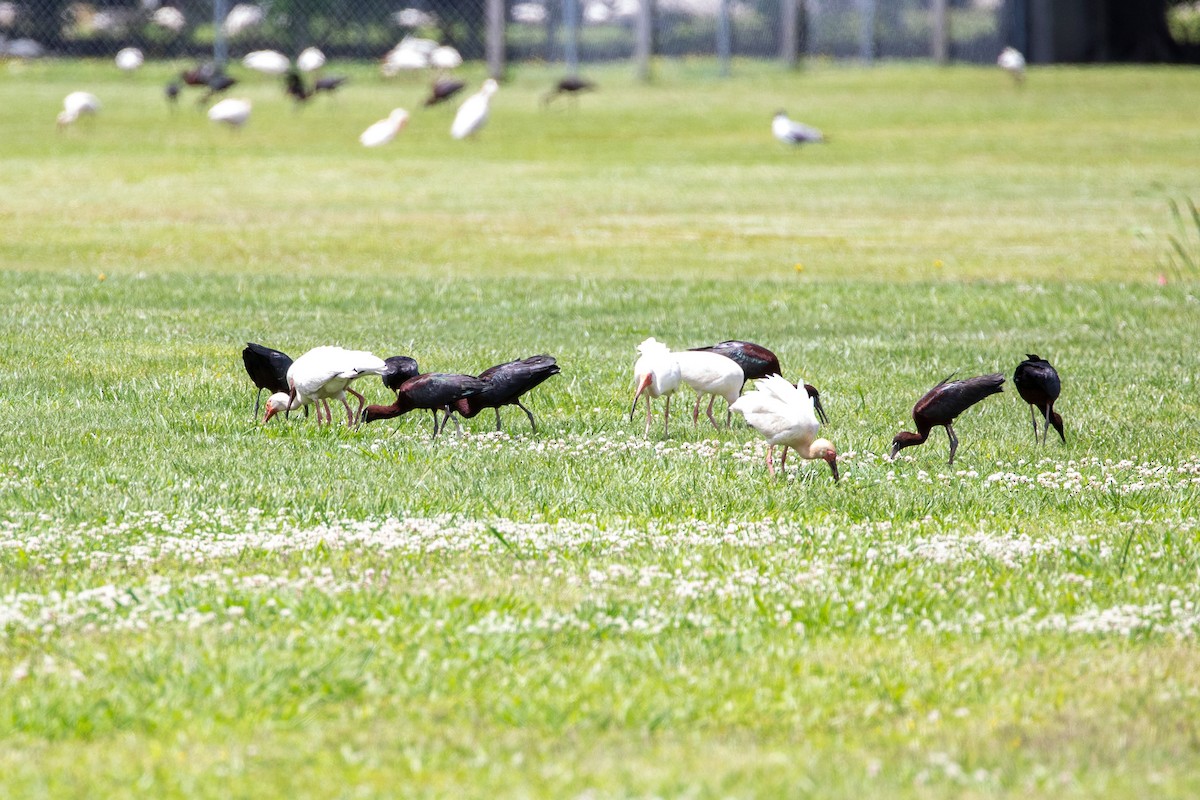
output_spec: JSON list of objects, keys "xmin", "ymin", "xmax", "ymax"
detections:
[{"xmin": 636, "ymin": 337, "xmax": 671, "ymax": 358}]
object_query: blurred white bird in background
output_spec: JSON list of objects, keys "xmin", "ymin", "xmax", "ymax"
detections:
[
  {"xmin": 998, "ymin": 46, "xmax": 1026, "ymax": 83},
  {"xmin": 114, "ymin": 46, "xmax": 143, "ymax": 72},
  {"xmin": 451, "ymin": 79, "xmax": 498, "ymax": 140},
  {"xmin": 381, "ymin": 35, "xmax": 437, "ymax": 75},
  {"xmin": 208, "ymin": 97, "xmax": 252, "ymax": 128},
  {"xmin": 772, "ymin": 110, "xmax": 824, "ymax": 146},
  {"xmin": 360, "ymin": 108, "xmax": 409, "ymax": 147},
  {"xmin": 242, "ymin": 50, "xmax": 290, "ymax": 75},
  {"xmin": 429, "ymin": 45, "xmax": 462, "ymax": 70},
  {"xmin": 57, "ymin": 91, "xmax": 100, "ymax": 128},
  {"xmin": 296, "ymin": 46, "xmax": 325, "ymax": 73}
]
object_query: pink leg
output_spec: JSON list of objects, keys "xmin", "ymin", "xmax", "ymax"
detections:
[
  {"xmin": 781, "ymin": 447, "xmax": 789, "ymax": 468},
  {"xmin": 339, "ymin": 395, "xmax": 354, "ymax": 427},
  {"xmin": 705, "ymin": 395, "xmax": 720, "ymax": 430},
  {"xmin": 766, "ymin": 444, "xmax": 776, "ymax": 477},
  {"xmin": 321, "ymin": 399, "xmax": 333, "ymax": 425},
  {"xmin": 346, "ymin": 387, "xmax": 367, "ymax": 423},
  {"xmin": 663, "ymin": 395, "xmax": 672, "ymax": 438},
  {"xmin": 692, "ymin": 394, "xmax": 701, "ymax": 427}
]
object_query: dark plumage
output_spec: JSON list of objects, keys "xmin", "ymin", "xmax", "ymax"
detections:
[
  {"xmin": 542, "ymin": 76, "xmax": 596, "ymax": 106},
  {"xmin": 381, "ymin": 356, "xmax": 421, "ymax": 394},
  {"xmin": 242, "ymin": 342, "xmax": 292, "ymax": 419},
  {"xmin": 284, "ymin": 68, "xmax": 311, "ymax": 103},
  {"xmin": 199, "ymin": 73, "xmax": 237, "ymax": 105},
  {"xmin": 180, "ymin": 63, "xmax": 219, "ymax": 87},
  {"xmin": 424, "ymin": 77, "xmax": 466, "ymax": 107},
  {"xmin": 454, "ymin": 355, "xmax": 561, "ymax": 432},
  {"xmin": 313, "ymin": 75, "xmax": 347, "ymax": 93},
  {"xmin": 165, "ymin": 81, "xmax": 181, "ymax": 105},
  {"xmin": 1013, "ymin": 354, "xmax": 1064, "ymax": 444},
  {"xmin": 690, "ymin": 340, "xmax": 828, "ymax": 424},
  {"xmin": 361, "ymin": 373, "xmax": 486, "ymax": 438},
  {"xmin": 891, "ymin": 373, "xmax": 1005, "ymax": 464}
]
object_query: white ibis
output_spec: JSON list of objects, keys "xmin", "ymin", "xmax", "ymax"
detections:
[
  {"xmin": 263, "ymin": 346, "xmax": 387, "ymax": 426},
  {"xmin": 296, "ymin": 46, "xmax": 325, "ymax": 72},
  {"xmin": 772, "ymin": 111, "xmax": 824, "ymax": 145},
  {"xmin": 891, "ymin": 373, "xmax": 1005, "ymax": 464},
  {"xmin": 690, "ymin": 339, "xmax": 829, "ymax": 424},
  {"xmin": 57, "ymin": 91, "xmax": 100, "ymax": 128},
  {"xmin": 451, "ymin": 79, "xmax": 498, "ymax": 140},
  {"xmin": 242, "ymin": 50, "xmax": 290, "ymax": 75},
  {"xmin": 359, "ymin": 108, "xmax": 408, "ymax": 147},
  {"xmin": 208, "ymin": 97, "xmax": 252, "ymax": 129},
  {"xmin": 998, "ymin": 47, "xmax": 1026, "ymax": 84},
  {"xmin": 381, "ymin": 36, "xmax": 436, "ymax": 75},
  {"xmin": 429, "ymin": 45, "xmax": 462, "ymax": 70},
  {"xmin": 1013, "ymin": 355, "xmax": 1064, "ymax": 444},
  {"xmin": 114, "ymin": 47, "xmax": 143, "ymax": 72},
  {"xmin": 630, "ymin": 337, "xmax": 682, "ymax": 438},
  {"xmin": 671, "ymin": 350, "xmax": 744, "ymax": 430},
  {"xmin": 731, "ymin": 375, "xmax": 839, "ymax": 481}
]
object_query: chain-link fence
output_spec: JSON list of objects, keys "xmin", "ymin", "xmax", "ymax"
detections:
[{"xmin": 0, "ymin": 0, "xmax": 1007, "ymax": 65}]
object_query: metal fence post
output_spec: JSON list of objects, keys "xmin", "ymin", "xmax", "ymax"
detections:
[
  {"xmin": 564, "ymin": 0, "xmax": 579, "ymax": 75},
  {"xmin": 931, "ymin": 0, "xmax": 949, "ymax": 63},
  {"xmin": 635, "ymin": 0, "xmax": 653, "ymax": 82},
  {"xmin": 213, "ymin": 0, "xmax": 228, "ymax": 65},
  {"xmin": 780, "ymin": 0, "xmax": 798, "ymax": 68},
  {"xmin": 486, "ymin": 0, "xmax": 505, "ymax": 79},
  {"xmin": 716, "ymin": 0, "xmax": 731, "ymax": 76},
  {"xmin": 858, "ymin": 0, "xmax": 876, "ymax": 63}
]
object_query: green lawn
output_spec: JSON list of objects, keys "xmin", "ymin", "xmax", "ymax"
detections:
[{"xmin": 1, "ymin": 58, "xmax": 1199, "ymax": 798}]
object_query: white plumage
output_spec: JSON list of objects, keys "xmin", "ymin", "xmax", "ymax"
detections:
[
  {"xmin": 451, "ymin": 79, "xmax": 498, "ymax": 140},
  {"xmin": 731, "ymin": 375, "xmax": 839, "ymax": 481},
  {"xmin": 772, "ymin": 111, "xmax": 824, "ymax": 145},
  {"xmin": 671, "ymin": 350, "xmax": 744, "ymax": 429},
  {"xmin": 114, "ymin": 47, "xmax": 143, "ymax": 71},
  {"xmin": 57, "ymin": 91, "xmax": 100, "ymax": 127},
  {"xmin": 998, "ymin": 47, "xmax": 1026, "ymax": 83},
  {"xmin": 207, "ymin": 97, "xmax": 252, "ymax": 128},
  {"xmin": 630, "ymin": 337, "xmax": 682, "ymax": 438},
  {"xmin": 381, "ymin": 36, "xmax": 437, "ymax": 75},
  {"xmin": 359, "ymin": 108, "xmax": 409, "ymax": 147},
  {"xmin": 430, "ymin": 45, "xmax": 462, "ymax": 70},
  {"xmin": 242, "ymin": 50, "xmax": 290, "ymax": 75},
  {"xmin": 263, "ymin": 346, "xmax": 387, "ymax": 426},
  {"xmin": 296, "ymin": 46, "xmax": 325, "ymax": 73}
]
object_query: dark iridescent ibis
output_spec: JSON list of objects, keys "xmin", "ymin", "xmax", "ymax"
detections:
[
  {"xmin": 542, "ymin": 76, "xmax": 596, "ymax": 106},
  {"xmin": 284, "ymin": 68, "xmax": 312, "ymax": 103},
  {"xmin": 361, "ymin": 373, "xmax": 486, "ymax": 438},
  {"xmin": 1013, "ymin": 354, "xmax": 1064, "ymax": 445},
  {"xmin": 313, "ymin": 75, "xmax": 348, "ymax": 94},
  {"xmin": 690, "ymin": 340, "xmax": 828, "ymax": 424},
  {"xmin": 454, "ymin": 355, "xmax": 561, "ymax": 432},
  {"xmin": 891, "ymin": 373, "xmax": 1005, "ymax": 465},
  {"xmin": 381, "ymin": 356, "xmax": 421, "ymax": 395},
  {"xmin": 242, "ymin": 342, "xmax": 292, "ymax": 419},
  {"xmin": 180, "ymin": 63, "xmax": 218, "ymax": 87},
  {"xmin": 199, "ymin": 73, "xmax": 237, "ymax": 105},
  {"xmin": 165, "ymin": 81, "xmax": 181, "ymax": 106},
  {"xmin": 424, "ymin": 77, "xmax": 466, "ymax": 107}
]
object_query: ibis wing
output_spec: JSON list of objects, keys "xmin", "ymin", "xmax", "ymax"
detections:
[{"xmin": 915, "ymin": 373, "xmax": 1004, "ymax": 422}]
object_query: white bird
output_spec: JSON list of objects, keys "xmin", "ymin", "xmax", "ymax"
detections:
[
  {"xmin": 998, "ymin": 47, "xmax": 1026, "ymax": 83},
  {"xmin": 451, "ymin": 79, "xmax": 498, "ymax": 140},
  {"xmin": 359, "ymin": 108, "xmax": 409, "ymax": 147},
  {"xmin": 57, "ymin": 91, "xmax": 100, "ymax": 128},
  {"xmin": 772, "ymin": 111, "xmax": 824, "ymax": 146},
  {"xmin": 630, "ymin": 337, "xmax": 682, "ymax": 438},
  {"xmin": 430, "ymin": 45, "xmax": 462, "ymax": 70},
  {"xmin": 296, "ymin": 46, "xmax": 325, "ymax": 73},
  {"xmin": 207, "ymin": 97, "xmax": 252, "ymax": 128},
  {"xmin": 731, "ymin": 375, "xmax": 839, "ymax": 481},
  {"xmin": 114, "ymin": 47, "xmax": 143, "ymax": 72},
  {"xmin": 672, "ymin": 350, "xmax": 744, "ymax": 430},
  {"xmin": 242, "ymin": 50, "xmax": 290, "ymax": 75},
  {"xmin": 381, "ymin": 36, "xmax": 437, "ymax": 75},
  {"xmin": 263, "ymin": 346, "xmax": 387, "ymax": 426}
]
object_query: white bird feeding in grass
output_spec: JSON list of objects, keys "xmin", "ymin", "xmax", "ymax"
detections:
[
  {"xmin": 242, "ymin": 49, "xmax": 291, "ymax": 75},
  {"xmin": 451, "ymin": 79, "xmax": 498, "ymax": 140},
  {"xmin": 998, "ymin": 47, "xmax": 1026, "ymax": 84},
  {"xmin": 263, "ymin": 346, "xmax": 387, "ymax": 427},
  {"xmin": 296, "ymin": 46, "xmax": 325, "ymax": 73},
  {"xmin": 430, "ymin": 45, "xmax": 462, "ymax": 70},
  {"xmin": 207, "ymin": 97, "xmax": 251, "ymax": 128},
  {"xmin": 671, "ymin": 350, "xmax": 744, "ymax": 430},
  {"xmin": 115, "ymin": 47, "xmax": 143, "ymax": 72},
  {"xmin": 359, "ymin": 108, "xmax": 409, "ymax": 147},
  {"xmin": 772, "ymin": 110, "xmax": 824, "ymax": 146},
  {"xmin": 57, "ymin": 91, "xmax": 100, "ymax": 128},
  {"xmin": 731, "ymin": 375, "xmax": 839, "ymax": 481},
  {"xmin": 630, "ymin": 337, "xmax": 681, "ymax": 438}
]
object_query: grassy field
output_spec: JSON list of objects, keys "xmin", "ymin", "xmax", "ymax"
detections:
[{"xmin": 1, "ymin": 58, "xmax": 1199, "ymax": 798}]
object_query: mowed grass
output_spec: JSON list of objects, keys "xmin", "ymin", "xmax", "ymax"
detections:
[{"xmin": 1, "ymin": 59, "xmax": 1199, "ymax": 798}]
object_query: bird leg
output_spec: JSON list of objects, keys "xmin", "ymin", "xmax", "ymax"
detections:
[
  {"xmin": 346, "ymin": 387, "xmax": 368, "ymax": 423},
  {"xmin": 339, "ymin": 395, "xmax": 355, "ymax": 427},
  {"xmin": 781, "ymin": 446, "xmax": 790, "ymax": 468},
  {"xmin": 644, "ymin": 395, "xmax": 653, "ymax": 438},
  {"xmin": 705, "ymin": 395, "xmax": 720, "ymax": 430},
  {"xmin": 321, "ymin": 399, "xmax": 333, "ymax": 426},
  {"xmin": 692, "ymin": 394, "xmax": 701, "ymax": 427},
  {"xmin": 516, "ymin": 400, "xmax": 537, "ymax": 433},
  {"xmin": 494, "ymin": 406, "xmax": 503, "ymax": 432},
  {"xmin": 946, "ymin": 424, "xmax": 959, "ymax": 465},
  {"xmin": 1028, "ymin": 404, "xmax": 1039, "ymax": 443},
  {"xmin": 663, "ymin": 395, "xmax": 672, "ymax": 438},
  {"xmin": 253, "ymin": 387, "xmax": 264, "ymax": 420},
  {"xmin": 428, "ymin": 410, "xmax": 440, "ymax": 439},
  {"xmin": 766, "ymin": 444, "xmax": 776, "ymax": 478},
  {"xmin": 1043, "ymin": 404, "xmax": 1053, "ymax": 446}
]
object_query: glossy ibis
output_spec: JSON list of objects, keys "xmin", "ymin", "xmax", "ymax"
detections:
[
  {"xmin": 381, "ymin": 356, "xmax": 421, "ymax": 394},
  {"xmin": 115, "ymin": 47, "xmax": 143, "ymax": 72},
  {"xmin": 208, "ymin": 98, "xmax": 251, "ymax": 129},
  {"xmin": 1013, "ymin": 354, "xmax": 1064, "ymax": 444},
  {"xmin": 313, "ymin": 75, "xmax": 347, "ymax": 94},
  {"xmin": 891, "ymin": 373, "xmax": 1005, "ymax": 464},
  {"xmin": 263, "ymin": 346, "xmax": 386, "ymax": 426},
  {"xmin": 631, "ymin": 338, "xmax": 682, "ymax": 438},
  {"xmin": 732, "ymin": 375, "xmax": 838, "ymax": 481},
  {"xmin": 243, "ymin": 50, "xmax": 290, "ymax": 75},
  {"xmin": 361, "ymin": 373, "xmax": 486, "ymax": 438},
  {"xmin": 180, "ymin": 63, "xmax": 218, "ymax": 87},
  {"xmin": 242, "ymin": 342, "xmax": 292, "ymax": 419},
  {"xmin": 542, "ymin": 76, "xmax": 596, "ymax": 106},
  {"xmin": 424, "ymin": 77, "xmax": 466, "ymax": 107},
  {"xmin": 998, "ymin": 47, "xmax": 1025, "ymax": 84},
  {"xmin": 296, "ymin": 46, "xmax": 325, "ymax": 72},
  {"xmin": 360, "ymin": 109, "xmax": 409, "ymax": 147},
  {"xmin": 199, "ymin": 73, "xmax": 238, "ymax": 105},
  {"xmin": 57, "ymin": 91, "xmax": 100, "ymax": 128},
  {"xmin": 454, "ymin": 355, "xmax": 561, "ymax": 432},
  {"xmin": 772, "ymin": 111, "xmax": 824, "ymax": 145},
  {"xmin": 690, "ymin": 340, "xmax": 829, "ymax": 424},
  {"xmin": 451, "ymin": 79, "xmax": 498, "ymax": 140},
  {"xmin": 164, "ymin": 81, "xmax": 181, "ymax": 106},
  {"xmin": 672, "ymin": 350, "xmax": 744, "ymax": 430}
]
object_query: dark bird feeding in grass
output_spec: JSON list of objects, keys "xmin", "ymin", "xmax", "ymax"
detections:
[
  {"xmin": 242, "ymin": 342, "xmax": 292, "ymax": 419},
  {"xmin": 381, "ymin": 356, "xmax": 421, "ymax": 394},
  {"xmin": 199, "ymin": 73, "xmax": 237, "ymax": 105},
  {"xmin": 313, "ymin": 75, "xmax": 347, "ymax": 94},
  {"xmin": 454, "ymin": 355, "xmax": 561, "ymax": 432},
  {"xmin": 891, "ymin": 373, "xmax": 1005, "ymax": 465},
  {"xmin": 1013, "ymin": 354, "xmax": 1064, "ymax": 445},
  {"xmin": 165, "ymin": 81, "xmax": 181, "ymax": 106},
  {"xmin": 284, "ymin": 68, "xmax": 311, "ymax": 103},
  {"xmin": 424, "ymin": 77, "xmax": 465, "ymax": 107},
  {"xmin": 361, "ymin": 373, "xmax": 486, "ymax": 438},
  {"xmin": 691, "ymin": 340, "xmax": 828, "ymax": 424},
  {"xmin": 542, "ymin": 76, "xmax": 596, "ymax": 106}
]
